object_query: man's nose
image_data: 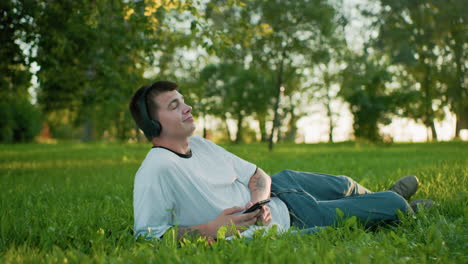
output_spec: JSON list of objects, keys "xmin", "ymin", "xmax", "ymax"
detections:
[{"xmin": 183, "ymin": 103, "xmax": 192, "ymax": 113}]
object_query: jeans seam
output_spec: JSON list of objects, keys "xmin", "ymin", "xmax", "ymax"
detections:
[
  {"xmin": 272, "ymin": 189, "xmax": 308, "ymax": 228},
  {"xmin": 272, "ymin": 189, "xmax": 304, "ymax": 196}
]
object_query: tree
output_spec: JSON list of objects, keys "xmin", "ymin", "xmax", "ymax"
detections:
[
  {"xmin": 0, "ymin": 99, "xmax": 42, "ymax": 143},
  {"xmin": 314, "ymin": 65, "xmax": 340, "ymax": 143},
  {"xmin": 31, "ymin": 0, "xmax": 139, "ymax": 140},
  {"xmin": 308, "ymin": 28, "xmax": 348, "ymax": 143},
  {"xmin": 0, "ymin": 0, "xmax": 33, "ymax": 101},
  {"xmin": 201, "ymin": 0, "xmax": 341, "ymax": 148},
  {"xmin": 369, "ymin": 0, "xmax": 461, "ymax": 141},
  {"xmin": 250, "ymin": 0, "xmax": 341, "ymax": 149},
  {"xmin": 0, "ymin": 1, "xmax": 44, "ymax": 143},
  {"xmin": 201, "ymin": 0, "xmax": 276, "ymax": 142},
  {"xmin": 340, "ymin": 52, "xmax": 396, "ymax": 142},
  {"xmin": 277, "ymin": 66, "xmax": 307, "ymax": 142},
  {"xmin": 434, "ymin": 0, "xmax": 467, "ymax": 138},
  {"xmin": 199, "ymin": 63, "xmax": 274, "ymax": 143},
  {"xmin": 31, "ymin": 0, "xmax": 195, "ymax": 141}
]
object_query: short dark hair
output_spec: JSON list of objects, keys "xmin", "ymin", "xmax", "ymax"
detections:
[{"xmin": 129, "ymin": 81, "xmax": 178, "ymax": 140}]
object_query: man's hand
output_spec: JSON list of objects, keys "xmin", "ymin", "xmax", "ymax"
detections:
[
  {"xmin": 176, "ymin": 206, "xmax": 262, "ymax": 239},
  {"xmin": 244, "ymin": 202, "xmax": 272, "ymax": 226},
  {"xmin": 207, "ymin": 206, "xmax": 262, "ymax": 237}
]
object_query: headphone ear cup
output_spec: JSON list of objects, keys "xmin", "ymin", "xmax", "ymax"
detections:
[{"xmin": 151, "ymin": 120, "xmax": 162, "ymax": 137}]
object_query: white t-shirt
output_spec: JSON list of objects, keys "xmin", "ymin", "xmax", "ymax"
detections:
[{"xmin": 133, "ymin": 136, "xmax": 290, "ymax": 239}]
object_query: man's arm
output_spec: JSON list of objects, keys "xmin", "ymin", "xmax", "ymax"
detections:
[
  {"xmin": 245, "ymin": 168, "xmax": 272, "ymax": 226},
  {"xmin": 170, "ymin": 168, "xmax": 271, "ymax": 240},
  {"xmin": 248, "ymin": 168, "xmax": 272, "ymax": 203},
  {"xmin": 171, "ymin": 206, "xmax": 262, "ymax": 240}
]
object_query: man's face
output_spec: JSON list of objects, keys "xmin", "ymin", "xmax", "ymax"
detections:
[{"xmin": 153, "ymin": 90, "xmax": 196, "ymax": 139}]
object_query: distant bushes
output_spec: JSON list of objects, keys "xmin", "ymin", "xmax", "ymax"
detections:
[{"xmin": 0, "ymin": 99, "xmax": 42, "ymax": 143}]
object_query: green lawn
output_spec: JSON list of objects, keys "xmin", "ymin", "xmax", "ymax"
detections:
[{"xmin": 1, "ymin": 141, "xmax": 467, "ymax": 263}]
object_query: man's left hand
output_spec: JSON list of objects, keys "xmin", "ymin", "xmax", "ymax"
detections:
[{"xmin": 244, "ymin": 202, "xmax": 272, "ymax": 226}]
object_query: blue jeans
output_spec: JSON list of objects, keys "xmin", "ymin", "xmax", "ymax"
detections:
[{"xmin": 271, "ymin": 170, "xmax": 411, "ymax": 229}]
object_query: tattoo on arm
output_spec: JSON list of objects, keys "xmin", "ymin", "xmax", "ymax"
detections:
[
  {"xmin": 253, "ymin": 175, "xmax": 266, "ymax": 191},
  {"xmin": 248, "ymin": 169, "xmax": 271, "ymax": 202}
]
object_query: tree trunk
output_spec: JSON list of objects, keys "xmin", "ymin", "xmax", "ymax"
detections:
[
  {"xmin": 324, "ymin": 71, "xmax": 334, "ymax": 143},
  {"xmin": 116, "ymin": 110, "xmax": 128, "ymax": 141},
  {"xmin": 82, "ymin": 118, "xmax": 94, "ymax": 142},
  {"xmin": 116, "ymin": 115, "xmax": 122, "ymax": 141},
  {"xmin": 422, "ymin": 61, "xmax": 437, "ymax": 141},
  {"xmin": 285, "ymin": 116, "xmax": 297, "ymax": 142},
  {"xmin": 426, "ymin": 125, "xmax": 431, "ymax": 142},
  {"xmin": 284, "ymin": 95, "xmax": 297, "ymax": 142},
  {"xmin": 202, "ymin": 113, "xmax": 207, "ymax": 139},
  {"xmin": 223, "ymin": 115, "xmax": 232, "ymax": 143},
  {"xmin": 257, "ymin": 114, "xmax": 267, "ymax": 142},
  {"xmin": 268, "ymin": 52, "xmax": 285, "ymax": 151},
  {"xmin": 268, "ymin": 80, "xmax": 282, "ymax": 150},
  {"xmin": 452, "ymin": 37, "xmax": 465, "ymax": 139},
  {"xmin": 430, "ymin": 120, "xmax": 437, "ymax": 141},
  {"xmin": 235, "ymin": 114, "xmax": 244, "ymax": 144},
  {"xmin": 327, "ymin": 101, "xmax": 334, "ymax": 143}
]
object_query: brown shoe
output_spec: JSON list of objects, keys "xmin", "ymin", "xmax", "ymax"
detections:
[
  {"xmin": 389, "ymin": 175, "xmax": 419, "ymax": 200},
  {"xmin": 409, "ymin": 199, "xmax": 435, "ymax": 213}
]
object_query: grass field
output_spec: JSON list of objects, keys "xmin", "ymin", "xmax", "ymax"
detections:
[{"xmin": 0, "ymin": 141, "xmax": 467, "ymax": 263}]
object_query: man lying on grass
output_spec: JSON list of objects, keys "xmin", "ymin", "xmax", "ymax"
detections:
[{"xmin": 129, "ymin": 81, "xmax": 433, "ymax": 240}]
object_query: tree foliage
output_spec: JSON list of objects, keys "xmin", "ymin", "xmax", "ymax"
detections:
[
  {"xmin": 199, "ymin": 63, "xmax": 274, "ymax": 143},
  {"xmin": 340, "ymin": 53, "xmax": 391, "ymax": 141},
  {"xmin": 28, "ymin": 0, "xmax": 197, "ymax": 140},
  {"xmin": 2, "ymin": 0, "xmax": 465, "ymax": 143},
  {"xmin": 204, "ymin": 0, "xmax": 342, "ymax": 148},
  {"xmin": 369, "ymin": 0, "xmax": 467, "ymax": 140},
  {"xmin": 0, "ymin": 1, "xmax": 33, "ymax": 101},
  {"xmin": 0, "ymin": 99, "xmax": 42, "ymax": 143}
]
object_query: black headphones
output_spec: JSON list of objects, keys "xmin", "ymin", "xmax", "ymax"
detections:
[{"xmin": 137, "ymin": 85, "xmax": 162, "ymax": 138}]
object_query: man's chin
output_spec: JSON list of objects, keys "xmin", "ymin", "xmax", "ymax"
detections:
[{"xmin": 190, "ymin": 124, "xmax": 197, "ymax": 134}]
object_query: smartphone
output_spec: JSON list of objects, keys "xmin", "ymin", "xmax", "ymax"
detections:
[{"xmin": 242, "ymin": 199, "xmax": 271, "ymax": 214}]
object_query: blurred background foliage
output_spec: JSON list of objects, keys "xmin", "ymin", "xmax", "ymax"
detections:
[{"xmin": 0, "ymin": 0, "xmax": 466, "ymax": 147}]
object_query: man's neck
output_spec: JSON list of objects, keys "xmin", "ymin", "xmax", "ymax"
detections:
[{"xmin": 151, "ymin": 136, "xmax": 191, "ymax": 154}]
